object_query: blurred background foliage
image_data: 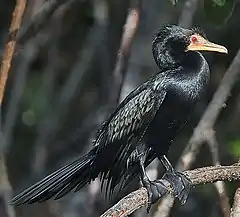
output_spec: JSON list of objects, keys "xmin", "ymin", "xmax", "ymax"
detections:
[{"xmin": 1, "ymin": 0, "xmax": 240, "ymax": 217}]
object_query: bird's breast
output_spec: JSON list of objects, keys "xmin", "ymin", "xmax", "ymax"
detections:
[
  {"xmin": 167, "ymin": 73, "xmax": 209, "ymax": 103},
  {"xmin": 145, "ymin": 86, "xmax": 202, "ymax": 156}
]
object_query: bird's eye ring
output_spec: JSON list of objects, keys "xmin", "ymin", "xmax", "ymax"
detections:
[{"xmin": 190, "ymin": 35, "xmax": 198, "ymax": 43}]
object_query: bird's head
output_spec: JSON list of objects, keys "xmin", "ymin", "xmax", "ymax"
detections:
[{"xmin": 152, "ymin": 25, "xmax": 228, "ymax": 69}]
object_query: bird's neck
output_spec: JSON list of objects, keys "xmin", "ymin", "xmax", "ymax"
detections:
[
  {"xmin": 153, "ymin": 46, "xmax": 183, "ymax": 70},
  {"xmin": 181, "ymin": 51, "xmax": 209, "ymax": 78},
  {"xmin": 155, "ymin": 50, "xmax": 209, "ymax": 78},
  {"xmin": 166, "ymin": 51, "xmax": 210, "ymax": 101}
]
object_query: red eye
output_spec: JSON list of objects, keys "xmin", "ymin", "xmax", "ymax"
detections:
[{"xmin": 191, "ymin": 35, "xmax": 198, "ymax": 43}]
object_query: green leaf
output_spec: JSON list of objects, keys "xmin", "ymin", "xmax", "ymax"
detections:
[
  {"xmin": 204, "ymin": 0, "xmax": 236, "ymax": 25},
  {"xmin": 229, "ymin": 140, "xmax": 240, "ymax": 158}
]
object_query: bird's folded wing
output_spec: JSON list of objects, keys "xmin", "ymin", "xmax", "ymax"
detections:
[
  {"xmin": 106, "ymin": 88, "xmax": 166, "ymax": 143},
  {"xmin": 92, "ymin": 84, "xmax": 167, "ymax": 193}
]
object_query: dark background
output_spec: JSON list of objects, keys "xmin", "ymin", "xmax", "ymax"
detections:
[{"xmin": 1, "ymin": 0, "xmax": 240, "ymax": 217}]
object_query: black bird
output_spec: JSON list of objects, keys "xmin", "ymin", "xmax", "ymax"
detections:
[{"xmin": 11, "ymin": 25, "xmax": 227, "ymax": 211}]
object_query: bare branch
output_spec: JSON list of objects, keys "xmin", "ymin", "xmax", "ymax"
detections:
[
  {"xmin": 207, "ymin": 131, "xmax": 230, "ymax": 217},
  {"xmin": 108, "ymin": 0, "xmax": 141, "ymax": 110},
  {"xmin": 231, "ymin": 188, "xmax": 240, "ymax": 217},
  {"xmin": 101, "ymin": 164, "xmax": 240, "ymax": 217},
  {"xmin": 0, "ymin": 0, "xmax": 27, "ymax": 105},
  {"xmin": 0, "ymin": 0, "xmax": 27, "ymax": 217},
  {"xmin": 101, "ymin": 188, "xmax": 148, "ymax": 217},
  {"xmin": 213, "ymin": 181, "xmax": 231, "ymax": 217},
  {"xmin": 0, "ymin": 153, "xmax": 15, "ymax": 217},
  {"xmin": 153, "ymin": 195, "xmax": 174, "ymax": 217}
]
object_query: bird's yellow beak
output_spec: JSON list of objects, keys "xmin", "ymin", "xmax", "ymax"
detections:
[{"xmin": 187, "ymin": 34, "xmax": 228, "ymax": 54}]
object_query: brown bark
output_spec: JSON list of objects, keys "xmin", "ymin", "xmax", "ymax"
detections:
[{"xmin": 101, "ymin": 164, "xmax": 240, "ymax": 217}]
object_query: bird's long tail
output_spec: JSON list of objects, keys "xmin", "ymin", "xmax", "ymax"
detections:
[{"xmin": 11, "ymin": 149, "xmax": 97, "ymax": 206}]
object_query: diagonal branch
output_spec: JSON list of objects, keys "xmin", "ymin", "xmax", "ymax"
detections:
[
  {"xmin": 231, "ymin": 187, "xmax": 240, "ymax": 217},
  {"xmin": 207, "ymin": 130, "xmax": 230, "ymax": 217},
  {"xmin": 0, "ymin": 0, "xmax": 27, "ymax": 105},
  {"xmin": 230, "ymin": 161, "xmax": 240, "ymax": 217},
  {"xmin": 0, "ymin": 1, "xmax": 27, "ymax": 217},
  {"xmin": 107, "ymin": 0, "xmax": 141, "ymax": 111},
  {"xmin": 100, "ymin": 164, "xmax": 240, "ymax": 217}
]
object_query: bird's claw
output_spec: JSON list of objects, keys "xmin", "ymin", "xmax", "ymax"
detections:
[
  {"xmin": 162, "ymin": 170, "xmax": 191, "ymax": 204},
  {"xmin": 142, "ymin": 178, "xmax": 169, "ymax": 212}
]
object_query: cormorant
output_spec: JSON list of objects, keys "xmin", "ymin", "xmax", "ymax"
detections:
[{"xmin": 11, "ymin": 25, "xmax": 228, "ymax": 211}]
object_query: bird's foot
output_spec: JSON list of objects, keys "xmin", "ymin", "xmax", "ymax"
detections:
[
  {"xmin": 162, "ymin": 170, "xmax": 191, "ymax": 204},
  {"xmin": 142, "ymin": 178, "xmax": 169, "ymax": 212}
]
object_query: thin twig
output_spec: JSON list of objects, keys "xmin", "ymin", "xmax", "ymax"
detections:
[
  {"xmin": 230, "ymin": 188, "xmax": 240, "ymax": 217},
  {"xmin": 207, "ymin": 130, "xmax": 230, "ymax": 217},
  {"xmin": 66, "ymin": 0, "xmax": 141, "ymax": 148},
  {"xmin": 153, "ymin": 195, "xmax": 174, "ymax": 217},
  {"xmin": 108, "ymin": 0, "xmax": 141, "ymax": 110},
  {"xmin": 101, "ymin": 164, "xmax": 240, "ymax": 217},
  {"xmin": 0, "ymin": 0, "xmax": 27, "ymax": 105},
  {"xmin": 230, "ymin": 161, "xmax": 240, "ymax": 217},
  {"xmin": 0, "ymin": 1, "xmax": 27, "ymax": 217}
]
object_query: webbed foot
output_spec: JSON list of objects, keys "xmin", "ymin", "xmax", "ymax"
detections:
[
  {"xmin": 142, "ymin": 178, "xmax": 168, "ymax": 212},
  {"xmin": 162, "ymin": 170, "xmax": 191, "ymax": 204}
]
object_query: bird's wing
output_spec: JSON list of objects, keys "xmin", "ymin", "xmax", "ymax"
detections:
[
  {"xmin": 92, "ymin": 81, "xmax": 166, "ymax": 193},
  {"xmin": 107, "ymin": 87, "xmax": 166, "ymax": 143},
  {"xmin": 94, "ymin": 80, "xmax": 166, "ymax": 148}
]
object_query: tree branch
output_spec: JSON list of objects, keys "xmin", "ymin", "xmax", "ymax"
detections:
[
  {"xmin": 0, "ymin": 0, "xmax": 27, "ymax": 105},
  {"xmin": 108, "ymin": 0, "xmax": 141, "ymax": 110},
  {"xmin": 0, "ymin": 0, "xmax": 27, "ymax": 217},
  {"xmin": 231, "ymin": 188, "xmax": 240, "ymax": 217},
  {"xmin": 100, "ymin": 164, "xmax": 240, "ymax": 217},
  {"xmin": 207, "ymin": 130, "xmax": 230, "ymax": 217}
]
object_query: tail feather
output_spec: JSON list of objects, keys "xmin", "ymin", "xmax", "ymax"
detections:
[
  {"xmin": 11, "ymin": 151, "xmax": 95, "ymax": 205},
  {"xmin": 54, "ymin": 168, "xmax": 90, "ymax": 199},
  {"xmin": 11, "ymin": 143, "xmax": 155, "ymax": 206},
  {"xmin": 54, "ymin": 179, "xmax": 79, "ymax": 199},
  {"xmin": 19, "ymin": 160, "xmax": 83, "ymax": 203}
]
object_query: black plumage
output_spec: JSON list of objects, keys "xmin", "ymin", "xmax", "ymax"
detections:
[{"xmin": 11, "ymin": 25, "xmax": 227, "ymax": 209}]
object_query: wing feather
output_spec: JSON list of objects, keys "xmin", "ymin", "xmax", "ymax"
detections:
[
  {"xmin": 107, "ymin": 89, "xmax": 159, "ymax": 143},
  {"xmin": 92, "ymin": 82, "xmax": 166, "ymax": 194}
]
